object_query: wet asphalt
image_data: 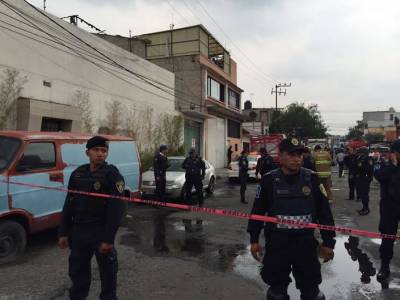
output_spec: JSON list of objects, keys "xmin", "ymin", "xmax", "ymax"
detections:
[{"xmin": 0, "ymin": 168, "xmax": 400, "ymax": 299}]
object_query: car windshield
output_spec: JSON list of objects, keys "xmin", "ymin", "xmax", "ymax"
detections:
[
  {"xmin": 0, "ymin": 136, "xmax": 21, "ymax": 173},
  {"xmin": 248, "ymin": 156, "xmax": 258, "ymax": 162},
  {"xmin": 148, "ymin": 158, "xmax": 185, "ymax": 172}
]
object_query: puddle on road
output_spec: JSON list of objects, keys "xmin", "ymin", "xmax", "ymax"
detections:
[
  {"xmin": 233, "ymin": 236, "xmax": 400, "ymax": 299},
  {"xmin": 120, "ymin": 208, "xmax": 245, "ymax": 272},
  {"xmin": 120, "ymin": 208, "xmax": 400, "ymax": 299}
]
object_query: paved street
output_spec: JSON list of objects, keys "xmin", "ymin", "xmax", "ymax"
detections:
[{"xmin": 1, "ymin": 168, "xmax": 400, "ymax": 300}]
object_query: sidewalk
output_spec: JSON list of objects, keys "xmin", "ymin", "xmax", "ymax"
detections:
[{"xmin": 215, "ymin": 168, "xmax": 229, "ymax": 179}]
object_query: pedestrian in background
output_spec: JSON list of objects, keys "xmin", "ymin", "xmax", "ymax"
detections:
[
  {"xmin": 227, "ymin": 145, "xmax": 233, "ymax": 167},
  {"xmin": 313, "ymin": 145, "xmax": 333, "ymax": 203},
  {"xmin": 354, "ymin": 147, "xmax": 374, "ymax": 216},
  {"xmin": 239, "ymin": 149, "xmax": 249, "ymax": 204},
  {"xmin": 248, "ymin": 138, "xmax": 335, "ymax": 300},
  {"xmin": 255, "ymin": 147, "xmax": 275, "ymax": 179},
  {"xmin": 58, "ymin": 136, "xmax": 126, "ymax": 300},
  {"xmin": 182, "ymin": 148, "xmax": 206, "ymax": 207},
  {"xmin": 154, "ymin": 144, "xmax": 169, "ymax": 203},
  {"xmin": 344, "ymin": 147, "xmax": 358, "ymax": 200},
  {"xmin": 374, "ymin": 140, "xmax": 400, "ymax": 281},
  {"xmin": 303, "ymin": 146, "xmax": 316, "ymax": 171},
  {"xmin": 336, "ymin": 150, "xmax": 346, "ymax": 178}
]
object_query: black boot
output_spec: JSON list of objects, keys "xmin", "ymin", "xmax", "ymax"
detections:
[
  {"xmin": 266, "ymin": 288, "xmax": 290, "ymax": 300},
  {"xmin": 300, "ymin": 287, "xmax": 325, "ymax": 300},
  {"xmin": 358, "ymin": 208, "xmax": 370, "ymax": 216},
  {"xmin": 377, "ymin": 263, "xmax": 391, "ymax": 281},
  {"xmin": 241, "ymin": 198, "xmax": 248, "ymax": 204}
]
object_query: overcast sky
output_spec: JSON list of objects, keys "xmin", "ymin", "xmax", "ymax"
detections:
[{"xmin": 29, "ymin": 0, "xmax": 400, "ymax": 135}]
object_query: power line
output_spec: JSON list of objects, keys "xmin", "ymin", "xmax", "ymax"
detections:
[
  {"xmin": 0, "ymin": 0, "xmax": 206, "ymax": 110},
  {"xmin": 195, "ymin": 0, "xmax": 277, "ymax": 83}
]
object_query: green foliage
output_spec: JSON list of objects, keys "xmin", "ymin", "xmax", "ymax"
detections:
[
  {"xmin": 269, "ymin": 102, "xmax": 327, "ymax": 138},
  {"xmin": 346, "ymin": 120, "xmax": 365, "ymax": 140},
  {"xmin": 364, "ymin": 133, "xmax": 384, "ymax": 144},
  {"xmin": 0, "ymin": 69, "xmax": 27, "ymax": 130},
  {"xmin": 74, "ymin": 90, "xmax": 94, "ymax": 133}
]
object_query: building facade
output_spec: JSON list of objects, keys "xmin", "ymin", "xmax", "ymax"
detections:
[
  {"xmin": 363, "ymin": 108, "xmax": 400, "ymax": 141},
  {"xmin": 0, "ymin": 0, "xmax": 177, "ymax": 152},
  {"xmin": 135, "ymin": 25, "xmax": 245, "ymax": 168}
]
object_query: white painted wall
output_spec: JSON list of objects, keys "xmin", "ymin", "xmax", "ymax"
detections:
[
  {"xmin": 0, "ymin": 0, "xmax": 176, "ymax": 131},
  {"xmin": 206, "ymin": 117, "xmax": 226, "ymax": 168}
]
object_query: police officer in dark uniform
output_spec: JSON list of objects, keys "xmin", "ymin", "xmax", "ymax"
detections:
[
  {"xmin": 182, "ymin": 148, "xmax": 206, "ymax": 206},
  {"xmin": 344, "ymin": 147, "xmax": 358, "ymax": 200},
  {"xmin": 255, "ymin": 147, "xmax": 276, "ymax": 179},
  {"xmin": 374, "ymin": 140, "xmax": 400, "ymax": 281},
  {"xmin": 239, "ymin": 149, "xmax": 249, "ymax": 204},
  {"xmin": 248, "ymin": 138, "xmax": 335, "ymax": 300},
  {"xmin": 154, "ymin": 144, "xmax": 169, "ymax": 203},
  {"xmin": 354, "ymin": 147, "xmax": 374, "ymax": 216},
  {"xmin": 58, "ymin": 136, "xmax": 126, "ymax": 300}
]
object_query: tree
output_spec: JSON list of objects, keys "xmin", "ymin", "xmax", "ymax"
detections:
[
  {"xmin": 346, "ymin": 120, "xmax": 365, "ymax": 140},
  {"xmin": 74, "ymin": 90, "xmax": 94, "ymax": 133},
  {"xmin": 269, "ymin": 102, "xmax": 327, "ymax": 138},
  {"xmin": 0, "ymin": 69, "xmax": 27, "ymax": 130},
  {"xmin": 364, "ymin": 133, "xmax": 384, "ymax": 144},
  {"xmin": 105, "ymin": 100, "xmax": 123, "ymax": 134},
  {"xmin": 162, "ymin": 114, "xmax": 184, "ymax": 155}
]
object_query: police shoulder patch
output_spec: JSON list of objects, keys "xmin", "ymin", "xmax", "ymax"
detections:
[
  {"xmin": 116, "ymin": 181, "xmax": 125, "ymax": 193},
  {"xmin": 319, "ymin": 184, "xmax": 328, "ymax": 198},
  {"xmin": 255, "ymin": 185, "xmax": 262, "ymax": 199},
  {"xmin": 302, "ymin": 186, "xmax": 312, "ymax": 196}
]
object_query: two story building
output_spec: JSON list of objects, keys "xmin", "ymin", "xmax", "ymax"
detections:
[{"xmin": 137, "ymin": 25, "xmax": 246, "ymax": 168}]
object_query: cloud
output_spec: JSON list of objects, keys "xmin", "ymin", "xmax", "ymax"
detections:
[{"xmin": 27, "ymin": 0, "xmax": 400, "ymax": 134}]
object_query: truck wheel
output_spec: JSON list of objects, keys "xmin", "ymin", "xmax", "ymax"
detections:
[
  {"xmin": 206, "ymin": 177, "xmax": 215, "ymax": 195},
  {"xmin": 0, "ymin": 221, "xmax": 27, "ymax": 264}
]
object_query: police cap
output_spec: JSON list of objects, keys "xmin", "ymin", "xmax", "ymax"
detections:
[
  {"xmin": 279, "ymin": 138, "xmax": 305, "ymax": 153},
  {"xmin": 391, "ymin": 140, "xmax": 400, "ymax": 153},
  {"xmin": 159, "ymin": 144, "xmax": 168, "ymax": 152},
  {"xmin": 86, "ymin": 136, "xmax": 109, "ymax": 150}
]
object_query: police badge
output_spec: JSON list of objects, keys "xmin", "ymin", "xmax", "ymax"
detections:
[
  {"xmin": 291, "ymin": 138, "xmax": 299, "ymax": 146},
  {"xmin": 116, "ymin": 181, "xmax": 125, "ymax": 193},
  {"xmin": 93, "ymin": 181, "xmax": 101, "ymax": 191},
  {"xmin": 302, "ymin": 186, "xmax": 312, "ymax": 196}
]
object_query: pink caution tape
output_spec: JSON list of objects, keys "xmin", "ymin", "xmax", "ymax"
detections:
[{"xmin": 1, "ymin": 179, "xmax": 399, "ymax": 241}]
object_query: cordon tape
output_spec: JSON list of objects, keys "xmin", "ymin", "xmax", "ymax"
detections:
[{"xmin": 1, "ymin": 179, "xmax": 399, "ymax": 241}]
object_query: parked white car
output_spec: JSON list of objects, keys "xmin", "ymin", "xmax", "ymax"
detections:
[
  {"xmin": 141, "ymin": 156, "xmax": 216, "ymax": 200},
  {"xmin": 228, "ymin": 153, "xmax": 259, "ymax": 181}
]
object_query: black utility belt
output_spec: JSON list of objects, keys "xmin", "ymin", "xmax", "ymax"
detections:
[{"xmin": 268, "ymin": 227, "xmax": 314, "ymax": 236}]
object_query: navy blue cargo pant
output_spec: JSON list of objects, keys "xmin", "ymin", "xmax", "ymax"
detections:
[
  {"xmin": 69, "ymin": 225, "xmax": 118, "ymax": 300},
  {"xmin": 261, "ymin": 233, "xmax": 322, "ymax": 299},
  {"xmin": 185, "ymin": 175, "xmax": 203, "ymax": 206},
  {"xmin": 379, "ymin": 202, "xmax": 400, "ymax": 264},
  {"xmin": 356, "ymin": 176, "xmax": 371, "ymax": 209}
]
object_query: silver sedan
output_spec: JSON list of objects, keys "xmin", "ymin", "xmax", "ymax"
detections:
[{"xmin": 141, "ymin": 156, "xmax": 216, "ymax": 200}]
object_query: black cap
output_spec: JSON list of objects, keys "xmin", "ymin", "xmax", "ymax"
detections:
[
  {"xmin": 279, "ymin": 138, "xmax": 305, "ymax": 153},
  {"xmin": 259, "ymin": 147, "xmax": 267, "ymax": 154},
  {"xmin": 391, "ymin": 140, "xmax": 400, "ymax": 152},
  {"xmin": 189, "ymin": 147, "xmax": 196, "ymax": 154},
  {"xmin": 86, "ymin": 136, "xmax": 109, "ymax": 149},
  {"xmin": 159, "ymin": 144, "xmax": 167, "ymax": 152}
]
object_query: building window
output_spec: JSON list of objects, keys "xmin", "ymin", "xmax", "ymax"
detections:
[
  {"xmin": 228, "ymin": 120, "xmax": 240, "ymax": 138},
  {"xmin": 390, "ymin": 114, "xmax": 394, "ymax": 121},
  {"xmin": 207, "ymin": 77, "xmax": 225, "ymax": 102},
  {"xmin": 228, "ymin": 89, "xmax": 240, "ymax": 109}
]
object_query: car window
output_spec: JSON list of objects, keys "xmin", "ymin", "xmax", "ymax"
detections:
[
  {"xmin": 0, "ymin": 136, "xmax": 21, "ymax": 173},
  {"xmin": 17, "ymin": 142, "xmax": 56, "ymax": 172},
  {"xmin": 168, "ymin": 159, "xmax": 185, "ymax": 171},
  {"xmin": 248, "ymin": 156, "xmax": 258, "ymax": 162}
]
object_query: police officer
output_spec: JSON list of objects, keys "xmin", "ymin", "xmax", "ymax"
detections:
[
  {"xmin": 255, "ymin": 147, "xmax": 276, "ymax": 179},
  {"xmin": 58, "ymin": 136, "xmax": 126, "ymax": 300},
  {"xmin": 374, "ymin": 140, "xmax": 400, "ymax": 281},
  {"xmin": 354, "ymin": 147, "xmax": 374, "ymax": 216},
  {"xmin": 248, "ymin": 138, "xmax": 335, "ymax": 300},
  {"xmin": 182, "ymin": 148, "xmax": 206, "ymax": 207},
  {"xmin": 239, "ymin": 149, "xmax": 249, "ymax": 204},
  {"xmin": 344, "ymin": 147, "xmax": 358, "ymax": 200},
  {"xmin": 154, "ymin": 144, "xmax": 169, "ymax": 203}
]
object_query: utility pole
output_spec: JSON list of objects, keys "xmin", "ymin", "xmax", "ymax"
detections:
[
  {"xmin": 271, "ymin": 82, "xmax": 291, "ymax": 111},
  {"xmin": 43, "ymin": 0, "xmax": 46, "ymax": 11}
]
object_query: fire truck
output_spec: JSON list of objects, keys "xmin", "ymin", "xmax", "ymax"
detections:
[{"xmin": 250, "ymin": 134, "xmax": 285, "ymax": 164}]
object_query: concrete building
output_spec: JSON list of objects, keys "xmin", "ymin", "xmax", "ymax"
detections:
[
  {"xmin": 0, "ymin": 0, "xmax": 176, "ymax": 151},
  {"xmin": 363, "ymin": 108, "xmax": 400, "ymax": 141},
  {"xmin": 134, "ymin": 25, "xmax": 246, "ymax": 168}
]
